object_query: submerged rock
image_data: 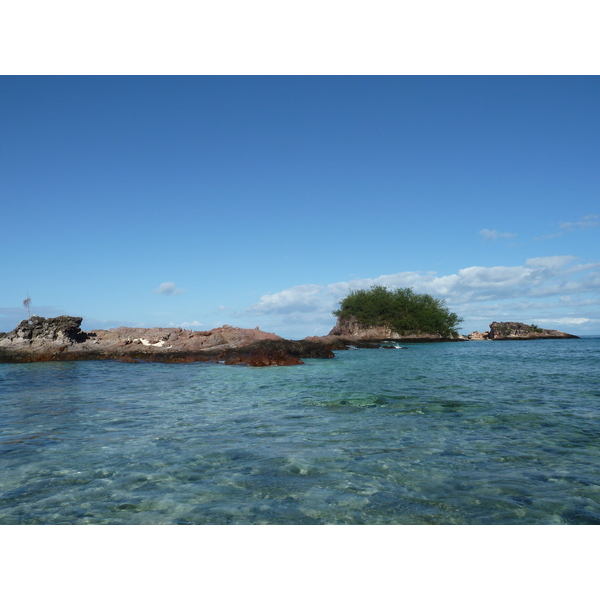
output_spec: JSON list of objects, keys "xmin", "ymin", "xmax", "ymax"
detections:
[{"xmin": 217, "ymin": 339, "xmax": 336, "ymax": 366}]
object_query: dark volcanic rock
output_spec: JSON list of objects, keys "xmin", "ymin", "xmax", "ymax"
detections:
[
  {"xmin": 217, "ymin": 339, "xmax": 336, "ymax": 367},
  {"xmin": 3, "ymin": 316, "xmax": 87, "ymax": 343},
  {"xmin": 221, "ymin": 348, "xmax": 304, "ymax": 367}
]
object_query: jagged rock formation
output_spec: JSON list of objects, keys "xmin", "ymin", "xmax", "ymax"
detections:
[
  {"xmin": 0, "ymin": 317, "xmax": 336, "ymax": 366},
  {"xmin": 0, "ymin": 316, "xmax": 88, "ymax": 343},
  {"xmin": 488, "ymin": 322, "xmax": 579, "ymax": 340}
]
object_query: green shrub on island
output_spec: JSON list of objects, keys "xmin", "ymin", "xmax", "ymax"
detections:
[{"xmin": 333, "ymin": 285, "xmax": 463, "ymax": 338}]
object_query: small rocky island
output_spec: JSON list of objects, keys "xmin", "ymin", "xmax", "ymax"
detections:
[
  {"xmin": 323, "ymin": 285, "xmax": 465, "ymax": 343},
  {"xmin": 467, "ymin": 322, "xmax": 579, "ymax": 340}
]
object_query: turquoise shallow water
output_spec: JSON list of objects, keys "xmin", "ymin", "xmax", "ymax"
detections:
[{"xmin": 1, "ymin": 338, "xmax": 599, "ymax": 524}]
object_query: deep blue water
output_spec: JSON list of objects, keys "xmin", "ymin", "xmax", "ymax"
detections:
[{"xmin": 1, "ymin": 338, "xmax": 599, "ymax": 524}]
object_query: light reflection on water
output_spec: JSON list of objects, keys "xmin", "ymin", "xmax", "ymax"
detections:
[{"xmin": 1, "ymin": 338, "xmax": 599, "ymax": 524}]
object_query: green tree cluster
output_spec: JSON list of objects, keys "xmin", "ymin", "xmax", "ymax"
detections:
[{"xmin": 333, "ymin": 285, "xmax": 463, "ymax": 338}]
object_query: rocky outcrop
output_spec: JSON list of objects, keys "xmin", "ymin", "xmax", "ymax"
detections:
[
  {"xmin": 327, "ymin": 315, "xmax": 460, "ymax": 342},
  {"xmin": 465, "ymin": 322, "xmax": 578, "ymax": 340},
  {"xmin": 488, "ymin": 322, "xmax": 579, "ymax": 340},
  {"xmin": 468, "ymin": 331, "xmax": 489, "ymax": 340},
  {"xmin": 0, "ymin": 316, "xmax": 88, "ymax": 344},
  {"xmin": 0, "ymin": 316, "xmax": 337, "ymax": 366}
]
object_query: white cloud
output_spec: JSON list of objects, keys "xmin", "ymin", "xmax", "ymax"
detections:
[
  {"xmin": 479, "ymin": 229, "xmax": 517, "ymax": 241},
  {"xmin": 153, "ymin": 282, "xmax": 185, "ymax": 296},
  {"xmin": 181, "ymin": 320, "xmax": 202, "ymax": 327},
  {"xmin": 241, "ymin": 256, "xmax": 600, "ymax": 337},
  {"xmin": 524, "ymin": 256, "xmax": 574, "ymax": 270},
  {"xmin": 247, "ymin": 284, "xmax": 326, "ymax": 315}
]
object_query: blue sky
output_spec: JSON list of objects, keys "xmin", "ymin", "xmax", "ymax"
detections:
[{"xmin": 1, "ymin": 76, "xmax": 599, "ymax": 337}]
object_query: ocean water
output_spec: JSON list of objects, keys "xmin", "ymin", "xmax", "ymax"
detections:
[{"xmin": 1, "ymin": 338, "xmax": 599, "ymax": 525}]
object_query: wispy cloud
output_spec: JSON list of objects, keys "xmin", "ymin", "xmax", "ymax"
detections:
[
  {"xmin": 478, "ymin": 229, "xmax": 517, "ymax": 241},
  {"xmin": 535, "ymin": 231, "xmax": 564, "ymax": 240},
  {"xmin": 536, "ymin": 215, "xmax": 599, "ymax": 240},
  {"xmin": 559, "ymin": 214, "xmax": 599, "ymax": 231},
  {"xmin": 153, "ymin": 282, "xmax": 185, "ymax": 296},
  {"xmin": 537, "ymin": 317, "xmax": 596, "ymax": 326}
]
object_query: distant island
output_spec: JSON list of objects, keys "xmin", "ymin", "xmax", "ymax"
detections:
[
  {"xmin": 328, "ymin": 285, "xmax": 463, "ymax": 341},
  {"xmin": 0, "ymin": 287, "xmax": 579, "ymax": 366},
  {"xmin": 467, "ymin": 322, "xmax": 579, "ymax": 341}
]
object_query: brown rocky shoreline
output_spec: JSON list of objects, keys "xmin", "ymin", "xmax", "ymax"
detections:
[
  {"xmin": 0, "ymin": 316, "xmax": 340, "ymax": 367},
  {"xmin": 0, "ymin": 315, "xmax": 579, "ymax": 367}
]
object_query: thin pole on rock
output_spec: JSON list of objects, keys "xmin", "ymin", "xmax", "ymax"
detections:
[{"xmin": 23, "ymin": 293, "xmax": 31, "ymax": 320}]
